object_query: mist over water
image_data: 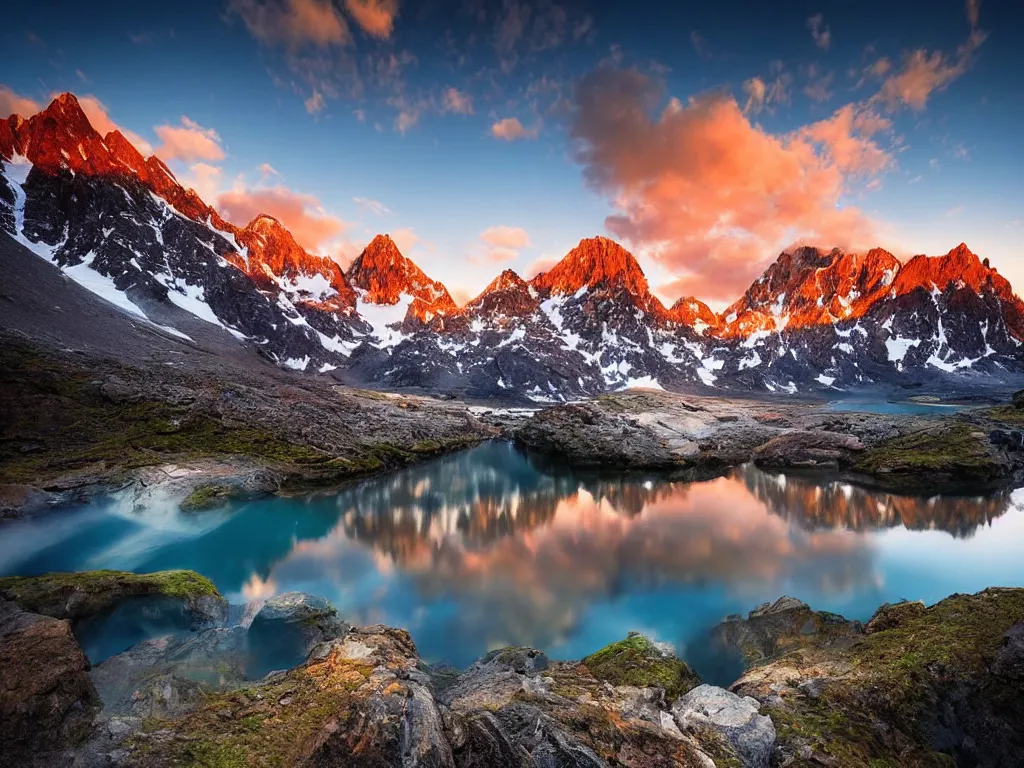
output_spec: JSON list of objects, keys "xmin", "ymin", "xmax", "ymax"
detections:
[{"xmin": 2, "ymin": 441, "xmax": 1022, "ymax": 680}]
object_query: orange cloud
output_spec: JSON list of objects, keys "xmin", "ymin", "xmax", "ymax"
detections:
[
  {"xmin": 304, "ymin": 90, "xmax": 326, "ymax": 114},
  {"xmin": 229, "ymin": 0, "xmax": 349, "ymax": 48},
  {"xmin": 480, "ymin": 225, "xmax": 530, "ymax": 249},
  {"xmin": 154, "ymin": 116, "xmax": 224, "ymax": 162},
  {"xmin": 389, "ymin": 227, "xmax": 418, "ymax": 254},
  {"xmin": 217, "ymin": 184, "xmax": 351, "ymax": 254},
  {"xmin": 181, "ymin": 162, "xmax": 223, "ymax": 201},
  {"xmin": 344, "ymin": 0, "xmax": 398, "ymax": 39},
  {"xmin": 491, "ymin": 117, "xmax": 539, "ymax": 141},
  {"xmin": 442, "ymin": 87, "xmax": 474, "ymax": 115},
  {"xmin": 570, "ymin": 66, "xmax": 887, "ymax": 301},
  {"xmin": 0, "ymin": 85, "xmax": 41, "ymax": 119},
  {"xmin": 876, "ymin": 36, "xmax": 984, "ymax": 111}
]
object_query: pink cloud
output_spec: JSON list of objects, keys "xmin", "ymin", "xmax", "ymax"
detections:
[
  {"xmin": 217, "ymin": 184, "xmax": 351, "ymax": 254},
  {"xmin": 181, "ymin": 162, "xmax": 223, "ymax": 201},
  {"xmin": 442, "ymin": 87, "xmax": 474, "ymax": 115},
  {"xmin": 154, "ymin": 116, "xmax": 224, "ymax": 162},
  {"xmin": 480, "ymin": 225, "xmax": 531, "ymax": 249},
  {"xmin": 806, "ymin": 13, "xmax": 830, "ymax": 50},
  {"xmin": 524, "ymin": 256, "xmax": 559, "ymax": 279},
  {"xmin": 304, "ymin": 90, "xmax": 326, "ymax": 114},
  {"xmin": 389, "ymin": 227, "xmax": 418, "ymax": 254},
  {"xmin": 344, "ymin": 0, "xmax": 398, "ymax": 39},
  {"xmin": 0, "ymin": 85, "xmax": 41, "ymax": 119},
  {"xmin": 228, "ymin": 0, "xmax": 349, "ymax": 48},
  {"xmin": 491, "ymin": 117, "xmax": 539, "ymax": 141},
  {"xmin": 875, "ymin": 9, "xmax": 986, "ymax": 113},
  {"xmin": 570, "ymin": 66, "xmax": 888, "ymax": 301}
]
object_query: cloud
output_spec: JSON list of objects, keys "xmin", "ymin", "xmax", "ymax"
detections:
[
  {"xmin": 258, "ymin": 162, "xmax": 281, "ymax": 179},
  {"xmin": 228, "ymin": 0, "xmax": 349, "ymax": 48},
  {"xmin": 569, "ymin": 65, "xmax": 890, "ymax": 301},
  {"xmin": 803, "ymin": 64, "xmax": 834, "ymax": 103},
  {"xmin": 807, "ymin": 14, "xmax": 831, "ymax": 50},
  {"xmin": 181, "ymin": 162, "xmax": 223, "ymax": 200},
  {"xmin": 442, "ymin": 87, "xmax": 474, "ymax": 115},
  {"xmin": 217, "ymin": 184, "xmax": 351, "ymax": 254},
  {"xmin": 76, "ymin": 94, "xmax": 154, "ymax": 154},
  {"xmin": 154, "ymin": 116, "xmax": 224, "ymax": 162},
  {"xmin": 0, "ymin": 85, "xmax": 41, "ymax": 119},
  {"xmin": 524, "ymin": 255, "xmax": 559, "ymax": 278},
  {"xmin": 304, "ymin": 90, "xmax": 326, "ymax": 114},
  {"xmin": 874, "ymin": 7, "xmax": 986, "ymax": 112},
  {"xmin": 344, "ymin": 0, "xmax": 398, "ymax": 39},
  {"xmin": 395, "ymin": 109, "xmax": 419, "ymax": 133},
  {"xmin": 128, "ymin": 32, "xmax": 153, "ymax": 45},
  {"xmin": 490, "ymin": 117, "xmax": 539, "ymax": 141},
  {"xmin": 477, "ymin": 225, "xmax": 531, "ymax": 263},
  {"xmin": 742, "ymin": 62, "xmax": 791, "ymax": 114},
  {"xmin": 480, "ymin": 225, "xmax": 531, "ymax": 249},
  {"xmin": 967, "ymin": 0, "xmax": 981, "ymax": 28},
  {"xmin": 690, "ymin": 31, "xmax": 714, "ymax": 61},
  {"xmin": 389, "ymin": 227, "xmax": 418, "ymax": 254},
  {"xmin": 353, "ymin": 197, "xmax": 392, "ymax": 216}
]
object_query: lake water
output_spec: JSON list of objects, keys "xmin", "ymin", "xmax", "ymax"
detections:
[{"xmin": 2, "ymin": 441, "xmax": 1023, "ymax": 683}]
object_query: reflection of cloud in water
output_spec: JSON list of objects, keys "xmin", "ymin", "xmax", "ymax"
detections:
[{"xmin": 251, "ymin": 461, "xmax": 887, "ymax": 656}]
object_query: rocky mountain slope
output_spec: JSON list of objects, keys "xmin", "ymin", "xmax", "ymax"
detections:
[{"xmin": 2, "ymin": 93, "xmax": 1022, "ymax": 400}]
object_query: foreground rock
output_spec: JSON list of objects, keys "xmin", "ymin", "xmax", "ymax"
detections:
[
  {"xmin": 0, "ymin": 599, "xmax": 99, "ymax": 766},
  {"xmin": 731, "ymin": 588, "xmax": 1024, "ymax": 766},
  {"xmin": 0, "ymin": 569, "xmax": 227, "ymax": 627},
  {"xmin": 247, "ymin": 591, "xmax": 351, "ymax": 676},
  {"xmin": 711, "ymin": 596, "xmax": 864, "ymax": 669},
  {"xmin": 672, "ymin": 685, "xmax": 775, "ymax": 768},
  {"xmin": 514, "ymin": 389, "xmax": 1024, "ymax": 494}
]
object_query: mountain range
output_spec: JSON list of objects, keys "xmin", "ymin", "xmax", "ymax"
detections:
[{"xmin": 2, "ymin": 93, "xmax": 1022, "ymax": 400}]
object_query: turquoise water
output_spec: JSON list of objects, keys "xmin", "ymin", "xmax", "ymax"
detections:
[
  {"xmin": 825, "ymin": 398, "xmax": 969, "ymax": 416},
  {"xmin": 2, "ymin": 441, "xmax": 1022, "ymax": 682}
]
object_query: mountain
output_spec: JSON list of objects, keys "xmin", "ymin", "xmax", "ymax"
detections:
[
  {"xmin": 0, "ymin": 93, "xmax": 364, "ymax": 373},
  {"xmin": 2, "ymin": 92, "xmax": 1022, "ymax": 401},
  {"xmin": 347, "ymin": 234, "xmax": 457, "ymax": 326}
]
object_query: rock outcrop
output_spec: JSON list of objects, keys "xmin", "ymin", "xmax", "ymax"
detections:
[{"xmin": 0, "ymin": 599, "xmax": 99, "ymax": 766}]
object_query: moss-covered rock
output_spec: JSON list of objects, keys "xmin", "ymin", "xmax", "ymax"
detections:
[
  {"xmin": 179, "ymin": 484, "xmax": 236, "ymax": 512},
  {"xmin": 711, "ymin": 596, "xmax": 864, "ymax": 669},
  {"xmin": 0, "ymin": 570, "xmax": 226, "ymax": 626},
  {"xmin": 732, "ymin": 588, "xmax": 1024, "ymax": 767},
  {"xmin": 581, "ymin": 632, "xmax": 701, "ymax": 701},
  {"xmin": 852, "ymin": 421, "xmax": 1008, "ymax": 493}
]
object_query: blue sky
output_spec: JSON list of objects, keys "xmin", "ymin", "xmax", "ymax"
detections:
[{"xmin": 2, "ymin": 0, "xmax": 1021, "ymax": 305}]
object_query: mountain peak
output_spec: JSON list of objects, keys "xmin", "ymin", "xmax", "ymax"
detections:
[
  {"xmin": 348, "ymin": 234, "xmax": 457, "ymax": 321},
  {"xmin": 892, "ymin": 242, "xmax": 1002, "ymax": 298},
  {"xmin": 466, "ymin": 269, "xmax": 536, "ymax": 317},
  {"xmin": 531, "ymin": 236, "xmax": 653, "ymax": 308},
  {"xmin": 666, "ymin": 296, "xmax": 719, "ymax": 329}
]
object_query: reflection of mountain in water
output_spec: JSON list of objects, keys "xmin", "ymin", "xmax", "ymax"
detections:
[
  {"xmin": 737, "ymin": 464, "xmax": 1014, "ymax": 538},
  {"xmin": 335, "ymin": 442, "xmax": 679, "ymax": 562}
]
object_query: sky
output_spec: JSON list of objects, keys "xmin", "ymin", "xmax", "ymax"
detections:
[{"xmin": 1, "ymin": 0, "xmax": 1022, "ymax": 308}]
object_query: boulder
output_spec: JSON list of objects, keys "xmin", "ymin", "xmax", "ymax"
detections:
[
  {"xmin": 0, "ymin": 599, "xmax": 99, "ymax": 766},
  {"xmin": 753, "ymin": 430, "xmax": 864, "ymax": 469},
  {"xmin": 711, "ymin": 596, "xmax": 864, "ymax": 668},
  {"xmin": 864, "ymin": 599, "xmax": 926, "ymax": 634},
  {"xmin": 671, "ymin": 684, "xmax": 775, "ymax": 768},
  {"xmin": 580, "ymin": 631, "xmax": 701, "ymax": 700},
  {"xmin": 247, "ymin": 592, "xmax": 350, "ymax": 677},
  {"xmin": 0, "ymin": 569, "xmax": 227, "ymax": 628}
]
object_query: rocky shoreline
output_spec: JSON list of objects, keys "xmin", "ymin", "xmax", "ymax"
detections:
[
  {"xmin": 4, "ymin": 325, "xmax": 1023, "ymax": 518},
  {"xmin": 0, "ymin": 570, "xmax": 1021, "ymax": 767}
]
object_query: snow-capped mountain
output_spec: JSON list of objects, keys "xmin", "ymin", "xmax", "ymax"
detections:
[{"xmin": 2, "ymin": 93, "xmax": 1022, "ymax": 400}]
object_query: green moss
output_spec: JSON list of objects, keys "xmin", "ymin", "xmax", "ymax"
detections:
[
  {"xmin": 411, "ymin": 439, "xmax": 442, "ymax": 453},
  {"xmin": 581, "ymin": 633, "xmax": 701, "ymax": 700},
  {"xmin": 0, "ymin": 569, "xmax": 221, "ymax": 620},
  {"xmin": 130, "ymin": 657, "xmax": 375, "ymax": 766},
  {"xmin": 180, "ymin": 484, "xmax": 236, "ymax": 512},
  {"xmin": 765, "ymin": 589, "xmax": 1024, "ymax": 766},
  {"xmin": 985, "ymin": 405, "xmax": 1024, "ymax": 426},
  {"xmin": 852, "ymin": 421, "xmax": 1000, "ymax": 490}
]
